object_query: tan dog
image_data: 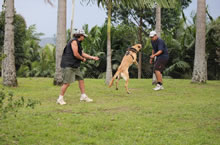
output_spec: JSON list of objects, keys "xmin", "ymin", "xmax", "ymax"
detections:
[{"xmin": 109, "ymin": 44, "xmax": 142, "ymax": 94}]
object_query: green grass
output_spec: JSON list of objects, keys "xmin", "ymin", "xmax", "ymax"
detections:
[{"xmin": 0, "ymin": 78, "xmax": 220, "ymax": 145}]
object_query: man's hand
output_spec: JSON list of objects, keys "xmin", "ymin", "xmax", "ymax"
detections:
[
  {"xmin": 149, "ymin": 54, "xmax": 155, "ymax": 64},
  {"xmin": 149, "ymin": 58, "xmax": 153, "ymax": 64},
  {"xmin": 82, "ymin": 58, "xmax": 86, "ymax": 62},
  {"xmin": 91, "ymin": 56, "xmax": 99, "ymax": 61},
  {"xmin": 150, "ymin": 54, "xmax": 155, "ymax": 59}
]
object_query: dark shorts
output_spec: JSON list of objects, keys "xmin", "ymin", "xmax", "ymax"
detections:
[
  {"xmin": 154, "ymin": 58, "xmax": 168, "ymax": 73},
  {"xmin": 62, "ymin": 67, "xmax": 84, "ymax": 84}
]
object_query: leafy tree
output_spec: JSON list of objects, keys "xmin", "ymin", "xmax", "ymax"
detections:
[
  {"xmin": 163, "ymin": 33, "xmax": 192, "ymax": 78},
  {"xmin": 0, "ymin": 12, "xmax": 29, "ymax": 72},
  {"xmin": 31, "ymin": 44, "xmax": 55, "ymax": 77},
  {"xmin": 80, "ymin": 24, "xmax": 107, "ymax": 78},
  {"xmin": 16, "ymin": 25, "xmax": 43, "ymax": 76},
  {"xmin": 111, "ymin": 0, "xmax": 191, "ymax": 33},
  {"xmin": 18, "ymin": 44, "xmax": 55, "ymax": 77},
  {"xmin": 206, "ymin": 17, "xmax": 220, "ymax": 79},
  {"xmin": 13, "ymin": 14, "xmax": 27, "ymax": 70}
]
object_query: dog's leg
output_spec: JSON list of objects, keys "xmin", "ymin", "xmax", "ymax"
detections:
[
  {"xmin": 109, "ymin": 70, "xmax": 120, "ymax": 88},
  {"xmin": 121, "ymin": 71, "xmax": 131, "ymax": 94},
  {"xmin": 115, "ymin": 73, "xmax": 121, "ymax": 90},
  {"xmin": 134, "ymin": 60, "xmax": 138, "ymax": 66}
]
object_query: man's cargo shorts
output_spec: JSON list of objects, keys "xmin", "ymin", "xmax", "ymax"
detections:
[{"xmin": 62, "ymin": 67, "xmax": 84, "ymax": 84}]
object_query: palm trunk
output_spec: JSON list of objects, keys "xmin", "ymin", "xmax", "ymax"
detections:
[
  {"xmin": 105, "ymin": 0, "xmax": 112, "ymax": 84},
  {"xmin": 192, "ymin": 0, "xmax": 207, "ymax": 83},
  {"xmin": 2, "ymin": 0, "xmax": 17, "ymax": 87},
  {"xmin": 54, "ymin": 0, "xmax": 66, "ymax": 85},
  {"xmin": 138, "ymin": 10, "xmax": 143, "ymax": 79},
  {"xmin": 155, "ymin": 5, "xmax": 161, "ymax": 37},
  {"xmin": 152, "ymin": 5, "xmax": 161, "ymax": 85},
  {"xmin": 70, "ymin": 0, "xmax": 75, "ymax": 39}
]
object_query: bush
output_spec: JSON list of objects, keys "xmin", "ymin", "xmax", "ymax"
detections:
[{"xmin": 0, "ymin": 88, "xmax": 40, "ymax": 119}]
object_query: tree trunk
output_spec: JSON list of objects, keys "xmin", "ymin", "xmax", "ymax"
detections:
[
  {"xmin": 192, "ymin": 0, "xmax": 207, "ymax": 83},
  {"xmin": 54, "ymin": 0, "xmax": 66, "ymax": 85},
  {"xmin": 70, "ymin": 0, "xmax": 75, "ymax": 39},
  {"xmin": 105, "ymin": 0, "xmax": 112, "ymax": 84},
  {"xmin": 152, "ymin": 5, "xmax": 161, "ymax": 85},
  {"xmin": 155, "ymin": 5, "xmax": 161, "ymax": 37},
  {"xmin": 138, "ymin": 11, "xmax": 143, "ymax": 79},
  {"xmin": 2, "ymin": 0, "xmax": 17, "ymax": 87}
]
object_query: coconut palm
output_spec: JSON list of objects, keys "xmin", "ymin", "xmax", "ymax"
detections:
[
  {"xmin": 43, "ymin": 0, "xmax": 66, "ymax": 84},
  {"xmin": 192, "ymin": 0, "xmax": 207, "ymax": 83},
  {"xmin": 53, "ymin": 0, "xmax": 67, "ymax": 85},
  {"xmin": 137, "ymin": 9, "xmax": 143, "ymax": 79},
  {"xmin": 2, "ymin": 0, "xmax": 17, "ymax": 86},
  {"xmin": 151, "ymin": 4, "xmax": 161, "ymax": 84},
  {"xmin": 70, "ymin": 0, "xmax": 75, "ymax": 39}
]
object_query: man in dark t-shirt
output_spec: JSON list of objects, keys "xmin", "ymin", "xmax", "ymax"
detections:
[
  {"xmin": 149, "ymin": 31, "xmax": 169, "ymax": 91},
  {"xmin": 56, "ymin": 29, "xmax": 99, "ymax": 105}
]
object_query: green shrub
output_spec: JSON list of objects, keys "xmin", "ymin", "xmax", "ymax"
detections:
[{"xmin": 0, "ymin": 88, "xmax": 40, "ymax": 119}]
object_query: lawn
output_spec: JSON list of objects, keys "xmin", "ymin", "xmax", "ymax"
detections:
[{"xmin": 0, "ymin": 78, "xmax": 220, "ymax": 145}]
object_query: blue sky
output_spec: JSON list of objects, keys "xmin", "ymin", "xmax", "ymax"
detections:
[{"xmin": 0, "ymin": 0, "xmax": 219, "ymax": 38}]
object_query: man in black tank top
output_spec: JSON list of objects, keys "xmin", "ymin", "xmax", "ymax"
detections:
[{"xmin": 57, "ymin": 29, "xmax": 99, "ymax": 105}]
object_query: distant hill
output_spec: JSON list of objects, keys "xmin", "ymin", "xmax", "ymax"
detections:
[{"xmin": 39, "ymin": 37, "xmax": 56, "ymax": 47}]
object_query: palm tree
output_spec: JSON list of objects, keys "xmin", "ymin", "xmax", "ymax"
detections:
[
  {"xmin": 2, "ymin": 0, "xmax": 17, "ymax": 87},
  {"xmin": 53, "ymin": 0, "xmax": 67, "ymax": 85},
  {"xmin": 138, "ymin": 9, "xmax": 143, "ymax": 79},
  {"xmin": 152, "ymin": 4, "xmax": 161, "ymax": 84},
  {"xmin": 92, "ymin": 0, "xmax": 113, "ymax": 84},
  {"xmin": 105, "ymin": 0, "xmax": 113, "ymax": 84},
  {"xmin": 70, "ymin": 0, "xmax": 75, "ymax": 39},
  {"xmin": 192, "ymin": 0, "xmax": 207, "ymax": 83}
]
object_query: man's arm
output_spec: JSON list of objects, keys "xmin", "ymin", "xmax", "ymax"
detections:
[
  {"xmin": 150, "ymin": 50, "xmax": 155, "ymax": 64},
  {"xmin": 82, "ymin": 52, "xmax": 99, "ymax": 61},
  {"xmin": 71, "ymin": 41, "xmax": 86, "ymax": 62},
  {"xmin": 150, "ymin": 50, "xmax": 163, "ymax": 59}
]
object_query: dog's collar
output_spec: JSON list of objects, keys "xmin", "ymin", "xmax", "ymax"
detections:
[{"xmin": 128, "ymin": 47, "xmax": 138, "ymax": 53}]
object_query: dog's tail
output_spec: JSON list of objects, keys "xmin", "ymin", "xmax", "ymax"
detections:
[{"xmin": 109, "ymin": 70, "xmax": 121, "ymax": 88}]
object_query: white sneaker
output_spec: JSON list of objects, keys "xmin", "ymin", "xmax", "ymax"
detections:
[
  {"xmin": 153, "ymin": 84, "xmax": 164, "ymax": 91},
  {"xmin": 80, "ymin": 95, "xmax": 93, "ymax": 102},
  {"xmin": 56, "ymin": 98, "xmax": 66, "ymax": 105}
]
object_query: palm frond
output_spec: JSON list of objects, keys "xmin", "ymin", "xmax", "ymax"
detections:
[{"xmin": 164, "ymin": 60, "xmax": 191, "ymax": 75}]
